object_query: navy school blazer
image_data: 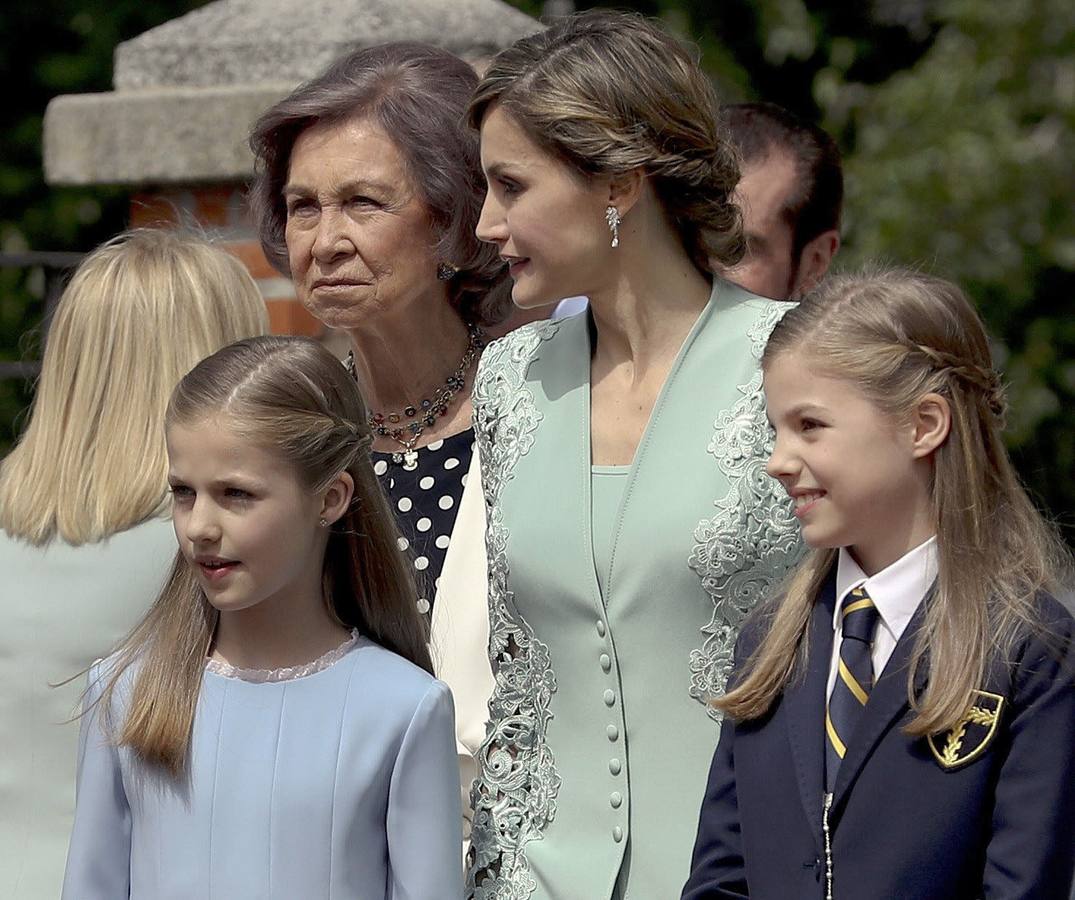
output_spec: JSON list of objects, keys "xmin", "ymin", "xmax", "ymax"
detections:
[{"xmin": 681, "ymin": 572, "xmax": 1075, "ymax": 900}]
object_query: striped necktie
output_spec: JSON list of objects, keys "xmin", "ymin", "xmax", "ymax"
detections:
[{"xmin": 825, "ymin": 586, "xmax": 881, "ymax": 792}]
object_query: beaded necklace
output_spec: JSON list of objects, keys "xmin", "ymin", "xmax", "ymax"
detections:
[{"xmin": 347, "ymin": 324, "xmax": 486, "ymax": 468}]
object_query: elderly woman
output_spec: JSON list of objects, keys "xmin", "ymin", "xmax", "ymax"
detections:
[
  {"xmin": 457, "ymin": 12, "xmax": 804, "ymax": 900},
  {"xmin": 249, "ymin": 45, "xmax": 509, "ymax": 848},
  {"xmin": 250, "ymin": 43, "xmax": 513, "ymax": 618}
]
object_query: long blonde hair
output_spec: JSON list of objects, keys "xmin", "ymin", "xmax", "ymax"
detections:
[
  {"xmin": 100, "ymin": 336, "xmax": 432, "ymax": 775},
  {"xmin": 0, "ymin": 229, "xmax": 269, "ymax": 545},
  {"xmin": 720, "ymin": 268, "xmax": 1071, "ymax": 736}
]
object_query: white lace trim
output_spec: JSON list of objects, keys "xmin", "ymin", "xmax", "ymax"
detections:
[
  {"xmin": 466, "ymin": 320, "xmax": 562, "ymax": 900},
  {"xmin": 687, "ymin": 301, "xmax": 805, "ymax": 720},
  {"xmin": 205, "ymin": 630, "xmax": 360, "ymax": 683}
]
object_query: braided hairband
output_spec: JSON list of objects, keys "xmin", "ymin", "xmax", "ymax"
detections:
[{"xmin": 911, "ymin": 343, "xmax": 1007, "ymax": 420}]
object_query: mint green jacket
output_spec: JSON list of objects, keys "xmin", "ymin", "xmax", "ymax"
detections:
[{"xmin": 466, "ymin": 281, "xmax": 802, "ymax": 900}]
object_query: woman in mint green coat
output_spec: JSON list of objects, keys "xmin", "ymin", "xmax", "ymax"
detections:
[{"xmin": 458, "ymin": 11, "xmax": 804, "ymax": 900}]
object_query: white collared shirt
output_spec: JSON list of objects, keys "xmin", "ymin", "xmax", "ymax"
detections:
[
  {"xmin": 826, "ymin": 536, "xmax": 939, "ymax": 699},
  {"xmin": 552, "ymin": 296, "xmax": 588, "ymax": 320}
]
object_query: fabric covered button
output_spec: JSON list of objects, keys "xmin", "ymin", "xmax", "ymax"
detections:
[
  {"xmin": 607, "ymin": 725, "xmax": 619, "ymax": 741},
  {"xmin": 596, "ymin": 619, "xmax": 606, "ymax": 637},
  {"xmin": 603, "ymin": 690, "xmax": 615, "ymax": 707},
  {"xmin": 599, "ymin": 653, "xmax": 611, "ymax": 672},
  {"xmin": 613, "ymin": 826, "xmax": 623, "ymax": 843},
  {"xmin": 610, "ymin": 792, "xmax": 622, "ymax": 808},
  {"xmin": 609, "ymin": 759, "xmax": 621, "ymax": 775}
]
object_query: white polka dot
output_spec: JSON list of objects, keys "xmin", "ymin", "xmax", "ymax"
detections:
[
  {"xmin": 427, "ymin": 439, "xmax": 444, "ymax": 451},
  {"xmin": 416, "ymin": 597, "xmax": 430, "ymax": 614},
  {"xmin": 373, "ymin": 460, "xmax": 388, "ymax": 475},
  {"xmin": 443, "ymin": 457, "xmax": 460, "ymax": 470},
  {"xmin": 416, "ymin": 517, "xmax": 432, "ymax": 532},
  {"xmin": 397, "ymin": 497, "xmax": 413, "ymax": 512},
  {"xmin": 435, "ymin": 534, "xmax": 450, "ymax": 550},
  {"xmin": 438, "ymin": 495, "xmax": 455, "ymax": 510},
  {"xmin": 435, "ymin": 577, "xmax": 441, "ymax": 589},
  {"xmin": 397, "ymin": 536, "xmax": 410, "ymax": 551},
  {"xmin": 414, "ymin": 556, "xmax": 429, "ymax": 571},
  {"xmin": 470, "ymin": 442, "xmax": 477, "ymax": 452},
  {"xmin": 388, "ymin": 478, "xmax": 395, "ymax": 489},
  {"xmin": 461, "ymin": 473, "xmax": 469, "ymax": 487},
  {"xmin": 419, "ymin": 476, "xmax": 435, "ymax": 490}
]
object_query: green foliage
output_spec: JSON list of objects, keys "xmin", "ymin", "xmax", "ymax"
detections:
[
  {"xmin": 831, "ymin": 0, "xmax": 1075, "ymax": 537},
  {"xmin": 506, "ymin": 0, "xmax": 1075, "ymax": 541},
  {"xmin": 8, "ymin": 0, "xmax": 1074, "ymax": 539},
  {"xmin": 0, "ymin": 0, "xmax": 209, "ymax": 451}
]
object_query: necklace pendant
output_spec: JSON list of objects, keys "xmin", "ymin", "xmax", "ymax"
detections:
[
  {"xmin": 391, "ymin": 451, "xmax": 404, "ymax": 465},
  {"xmin": 402, "ymin": 449, "xmax": 419, "ymax": 470}
]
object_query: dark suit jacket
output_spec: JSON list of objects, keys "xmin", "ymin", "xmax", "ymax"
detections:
[{"xmin": 682, "ymin": 573, "xmax": 1075, "ymax": 900}]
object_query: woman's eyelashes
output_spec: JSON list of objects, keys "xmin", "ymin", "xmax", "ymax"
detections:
[
  {"xmin": 286, "ymin": 194, "xmax": 383, "ymax": 218},
  {"xmin": 488, "ymin": 174, "xmax": 521, "ymax": 197},
  {"xmin": 347, "ymin": 194, "xmax": 382, "ymax": 209},
  {"xmin": 168, "ymin": 483, "xmax": 194, "ymax": 502},
  {"xmin": 167, "ymin": 483, "xmax": 255, "ymax": 503},
  {"xmin": 286, "ymin": 196, "xmax": 317, "ymax": 218}
]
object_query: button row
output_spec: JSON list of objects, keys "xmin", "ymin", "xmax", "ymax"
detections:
[{"xmin": 597, "ymin": 616, "xmax": 622, "ymax": 848}]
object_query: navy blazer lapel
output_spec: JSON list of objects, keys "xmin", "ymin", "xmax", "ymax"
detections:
[
  {"xmin": 831, "ymin": 600, "xmax": 928, "ymax": 808},
  {"xmin": 783, "ymin": 571, "xmax": 837, "ymax": 852}
]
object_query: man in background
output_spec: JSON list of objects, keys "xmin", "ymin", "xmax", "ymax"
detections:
[{"xmin": 721, "ymin": 101, "xmax": 844, "ymax": 300}]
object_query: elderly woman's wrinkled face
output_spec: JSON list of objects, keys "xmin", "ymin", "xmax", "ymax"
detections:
[{"xmin": 284, "ymin": 118, "xmax": 442, "ymax": 330}]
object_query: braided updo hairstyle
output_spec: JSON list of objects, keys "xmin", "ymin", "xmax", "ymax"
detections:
[{"xmin": 467, "ymin": 10, "xmax": 744, "ymax": 274}]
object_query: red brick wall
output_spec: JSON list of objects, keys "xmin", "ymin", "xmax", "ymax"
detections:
[{"xmin": 129, "ymin": 186, "xmax": 321, "ymax": 337}]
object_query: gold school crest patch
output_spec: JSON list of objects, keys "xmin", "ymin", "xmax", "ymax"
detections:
[{"xmin": 928, "ymin": 690, "xmax": 1006, "ymax": 770}]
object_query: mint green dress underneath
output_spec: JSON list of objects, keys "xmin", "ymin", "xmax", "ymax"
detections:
[
  {"xmin": 592, "ymin": 466, "xmax": 630, "ymax": 600},
  {"xmin": 466, "ymin": 281, "xmax": 804, "ymax": 900}
]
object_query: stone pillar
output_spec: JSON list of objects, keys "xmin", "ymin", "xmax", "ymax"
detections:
[{"xmin": 43, "ymin": 0, "xmax": 540, "ymax": 335}]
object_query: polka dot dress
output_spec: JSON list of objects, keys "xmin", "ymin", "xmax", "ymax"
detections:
[{"xmin": 371, "ymin": 428, "xmax": 474, "ymax": 617}]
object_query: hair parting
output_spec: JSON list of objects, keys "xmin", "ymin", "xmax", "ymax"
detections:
[
  {"xmin": 94, "ymin": 336, "xmax": 431, "ymax": 775},
  {"xmin": 718, "ymin": 267, "xmax": 1071, "ymax": 736}
]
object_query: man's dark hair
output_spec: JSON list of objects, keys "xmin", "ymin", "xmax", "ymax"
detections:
[{"xmin": 721, "ymin": 102, "xmax": 843, "ymax": 259}]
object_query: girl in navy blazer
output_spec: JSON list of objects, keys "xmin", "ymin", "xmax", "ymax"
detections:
[{"xmin": 682, "ymin": 269, "xmax": 1075, "ymax": 900}]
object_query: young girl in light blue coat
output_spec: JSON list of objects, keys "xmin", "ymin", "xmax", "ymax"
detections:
[{"xmin": 63, "ymin": 336, "xmax": 462, "ymax": 900}]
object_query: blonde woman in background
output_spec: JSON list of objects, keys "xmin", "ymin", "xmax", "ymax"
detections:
[{"xmin": 0, "ymin": 228, "xmax": 269, "ymax": 899}]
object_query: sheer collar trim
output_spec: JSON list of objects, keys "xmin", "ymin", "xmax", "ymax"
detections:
[{"xmin": 205, "ymin": 629, "xmax": 360, "ymax": 683}]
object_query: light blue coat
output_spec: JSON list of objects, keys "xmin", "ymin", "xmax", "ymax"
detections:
[
  {"xmin": 62, "ymin": 637, "xmax": 463, "ymax": 899},
  {"xmin": 0, "ymin": 517, "xmax": 176, "ymax": 900}
]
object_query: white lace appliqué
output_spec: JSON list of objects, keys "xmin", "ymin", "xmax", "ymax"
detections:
[
  {"xmin": 688, "ymin": 303, "xmax": 805, "ymax": 719},
  {"xmin": 466, "ymin": 321, "xmax": 561, "ymax": 900},
  {"xmin": 204, "ymin": 630, "xmax": 359, "ymax": 683}
]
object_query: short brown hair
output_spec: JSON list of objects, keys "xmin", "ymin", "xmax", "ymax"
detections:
[
  {"xmin": 249, "ymin": 42, "xmax": 512, "ymax": 326},
  {"xmin": 467, "ymin": 10, "xmax": 744, "ymax": 274},
  {"xmin": 722, "ymin": 102, "xmax": 843, "ymax": 258}
]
